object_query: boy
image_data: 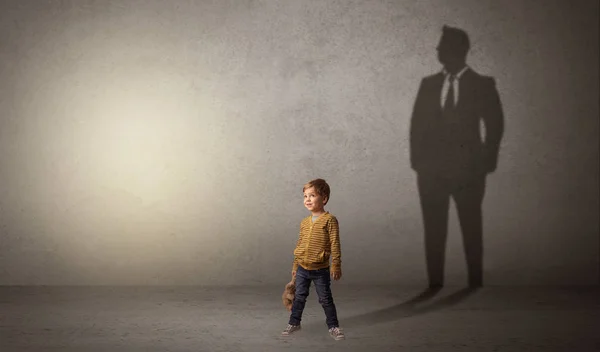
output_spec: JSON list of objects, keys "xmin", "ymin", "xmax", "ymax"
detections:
[{"xmin": 281, "ymin": 178, "xmax": 345, "ymax": 340}]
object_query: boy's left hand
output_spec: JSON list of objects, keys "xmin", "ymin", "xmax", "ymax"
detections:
[{"xmin": 331, "ymin": 270, "xmax": 342, "ymax": 281}]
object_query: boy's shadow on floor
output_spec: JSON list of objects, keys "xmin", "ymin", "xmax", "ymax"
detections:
[{"xmin": 304, "ymin": 286, "xmax": 479, "ymax": 331}]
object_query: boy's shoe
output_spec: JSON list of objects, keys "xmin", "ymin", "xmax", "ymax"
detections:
[
  {"xmin": 329, "ymin": 327, "xmax": 345, "ymax": 340},
  {"xmin": 281, "ymin": 324, "xmax": 301, "ymax": 336}
]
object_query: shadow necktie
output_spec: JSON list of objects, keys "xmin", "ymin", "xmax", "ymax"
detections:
[{"xmin": 443, "ymin": 74, "xmax": 456, "ymax": 114}]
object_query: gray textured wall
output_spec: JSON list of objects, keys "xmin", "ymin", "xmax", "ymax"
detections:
[{"xmin": 0, "ymin": 0, "xmax": 598, "ymax": 286}]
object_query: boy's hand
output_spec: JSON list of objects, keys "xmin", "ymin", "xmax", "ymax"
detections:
[
  {"xmin": 292, "ymin": 270, "xmax": 296, "ymax": 277},
  {"xmin": 331, "ymin": 270, "xmax": 342, "ymax": 281}
]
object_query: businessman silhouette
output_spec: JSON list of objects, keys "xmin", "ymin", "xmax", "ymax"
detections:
[{"xmin": 410, "ymin": 26, "xmax": 504, "ymax": 288}]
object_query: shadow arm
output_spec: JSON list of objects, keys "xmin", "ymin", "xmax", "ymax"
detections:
[
  {"xmin": 481, "ymin": 78, "xmax": 505, "ymax": 172},
  {"xmin": 409, "ymin": 79, "xmax": 428, "ymax": 171}
]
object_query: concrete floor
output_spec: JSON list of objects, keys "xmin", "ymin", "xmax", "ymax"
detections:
[{"xmin": 1, "ymin": 285, "xmax": 599, "ymax": 352}]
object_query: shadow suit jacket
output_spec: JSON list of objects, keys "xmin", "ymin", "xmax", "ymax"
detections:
[{"xmin": 410, "ymin": 68, "xmax": 504, "ymax": 176}]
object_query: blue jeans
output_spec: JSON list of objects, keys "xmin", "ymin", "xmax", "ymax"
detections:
[{"xmin": 288, "ymin": 265, "xmax": 339, "ymax": 329}]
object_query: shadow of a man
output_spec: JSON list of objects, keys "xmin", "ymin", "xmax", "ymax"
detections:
[{"xmin": 409, "ymin": 25, "xmax": 504, "ymax": 288}]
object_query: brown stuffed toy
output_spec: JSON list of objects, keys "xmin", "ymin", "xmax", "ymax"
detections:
[{"xmin": 282, "ymin": 276, "xmax": 296, "ymax": 311}]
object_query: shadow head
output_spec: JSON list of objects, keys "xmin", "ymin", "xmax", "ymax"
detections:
[{"xmin": 437, "ymin": 25, "xmax": 470, "ymax": 70}]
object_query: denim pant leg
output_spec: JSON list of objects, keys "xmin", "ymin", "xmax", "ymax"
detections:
[
  {"xmin": 289, "ymin": 266, "xmax": 311, "ymax": 325},
  {"xmin": 313, "ymin": 267, "xmax": 339, "ymax": 329}
]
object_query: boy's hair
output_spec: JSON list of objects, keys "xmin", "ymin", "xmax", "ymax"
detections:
[{"xmin": 303, "ymin": 178, "xmax": 331, "ymax": 204}]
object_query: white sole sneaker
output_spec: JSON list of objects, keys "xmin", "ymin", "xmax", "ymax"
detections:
[
  {"xmin": 329, "ymin": 327, "xmax": 345, "ymax": 340},
  {"xmin": 281, "ymin": 324, "xmax": 301, "ymax": 336}
]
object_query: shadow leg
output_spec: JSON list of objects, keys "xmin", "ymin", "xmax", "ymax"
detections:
[
  {"xmin": 418, "ymin": 173, "xmax": 451, "ymax": 288},
  {"xmin": 453, "ymin": 175, "xmax": 486, "ymax": 287}
]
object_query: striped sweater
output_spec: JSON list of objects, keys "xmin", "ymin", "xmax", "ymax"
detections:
[{"xmin": 292, "ymin": 212, "xmax": 342, "ymax": 273}]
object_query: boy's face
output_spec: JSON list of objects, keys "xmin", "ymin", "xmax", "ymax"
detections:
[{"xmin": 304, "ymin": 187, "xmax": 327, "ymax": 213}]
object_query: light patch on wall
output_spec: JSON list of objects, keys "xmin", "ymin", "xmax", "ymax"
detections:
[
  {"xmin": 66, "ymin": 57, "xmax": 222, "ymax": 210},
  {"xmin": 85, "ymin": 82, "xmax": 185, "ymax": 205}
]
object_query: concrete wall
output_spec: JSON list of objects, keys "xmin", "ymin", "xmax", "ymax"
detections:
[{"xmin": 0, "ymin": 0, "xmax": 597, "ymax": 285}]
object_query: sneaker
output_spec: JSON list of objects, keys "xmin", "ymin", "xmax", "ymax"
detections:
[
  {"xmin": 329, "ymin": 327, "xmax": 345, "ymax": 340},
  {"xmin": 281, "ymin": 324, "xmax": 301, "ymax": 336}
]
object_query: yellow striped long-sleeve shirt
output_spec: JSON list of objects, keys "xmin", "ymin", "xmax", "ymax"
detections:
[{"xmin": 292, "ymin": 212, "xmax": 341, "ymax": 273}]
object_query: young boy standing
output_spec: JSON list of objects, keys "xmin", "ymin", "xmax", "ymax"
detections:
[{"xmin": 282, "ymin": 178, "xmax": 345, "ymax": 340}]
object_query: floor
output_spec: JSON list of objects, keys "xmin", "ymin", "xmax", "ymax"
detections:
[{"xmin": 1, "ymin": 285, "xmax": 599, "ymax": 352}]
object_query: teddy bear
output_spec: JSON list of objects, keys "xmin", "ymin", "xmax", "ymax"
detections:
[{"xmin": 282, "ymin": 276, "xmax": 296, "ymax": 311}]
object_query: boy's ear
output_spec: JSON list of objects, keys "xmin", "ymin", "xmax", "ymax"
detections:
[{"xmin": 323, "ymin": 196, "xmax": 329, "ymax": 205}]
